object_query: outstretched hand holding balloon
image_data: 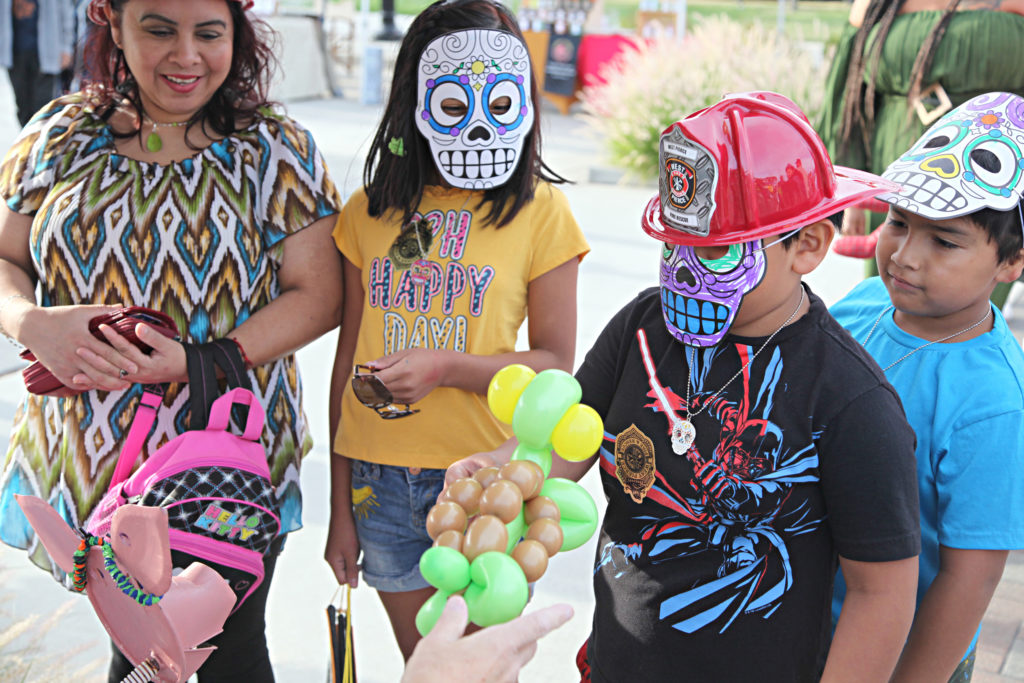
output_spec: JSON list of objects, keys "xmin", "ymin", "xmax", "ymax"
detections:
[{"xmin": 416, "ymin": 365, "xmax": 602, "ymax": 634}]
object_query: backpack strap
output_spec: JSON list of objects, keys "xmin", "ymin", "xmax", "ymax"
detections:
[
  {"xmin": 108, "ymin": 385, "xmax": 165, "ymax": 488},
  {"xmin": 185, "ymin": 340, "xmax": 251, "ymax": 430},
  {"xmin": 207, "ymin": 387, "xmax": 265, "ymax": 441}
]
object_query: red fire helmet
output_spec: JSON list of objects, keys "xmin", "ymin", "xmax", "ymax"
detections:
[{"xmin": 641, "ymin": 92, "xmax": 900, "ymax": 247}]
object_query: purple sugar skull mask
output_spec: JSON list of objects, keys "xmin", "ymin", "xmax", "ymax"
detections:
[{"xmin": 660, "ymin": 239, "xmax": 767, "ymax": 347}]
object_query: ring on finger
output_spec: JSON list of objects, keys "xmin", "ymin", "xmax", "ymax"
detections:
[{"xmin": 119, "ymin": 368, "xmax": 128, "ymax": 378}]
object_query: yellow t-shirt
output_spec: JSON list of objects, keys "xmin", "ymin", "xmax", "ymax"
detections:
[{"xmin": 333, "ymin": 183, "xmax": 589, "ymax": 469}]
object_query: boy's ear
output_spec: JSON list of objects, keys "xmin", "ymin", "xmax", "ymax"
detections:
[
  {"xmin": 790, "ymin": 219, "xmax": 834, "ymax": 276},
  {"xmin": 996, "ymin": 248, "xmax": 1024, "ymax": 284}
]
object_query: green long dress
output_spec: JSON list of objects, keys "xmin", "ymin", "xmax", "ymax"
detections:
[{"xmin": 816, "ymin": 9, "xmax": 1024, "ymax": 305}]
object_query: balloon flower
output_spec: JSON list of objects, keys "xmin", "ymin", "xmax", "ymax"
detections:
[{"xmin": 416, "ymin": 365, "xmax": 602, "ymax": 634}]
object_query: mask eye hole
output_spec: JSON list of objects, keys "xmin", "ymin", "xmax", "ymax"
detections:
[
  {"xmin": 486, "ymin": 76, "xmax": 527, "ymax": 129},
  {"xmin": 441, "ymin": 98, "xmax": 468, "ymax": 119},
  {"xmin": 489, "ymin": 96, "xmax": 511, "ymax": 117},
  {"xmin": 966, "ymin": 138, "xmax": 1020, "ymax": 192},
  {"xmin": 908, "ymin": 122, "xmax": 966, "ymax": 159},
  {"xmin": 429, "ymin": 80, "xmax": 471, "ymax": 127},
  {"xmin": 697, "ymin": 243, "xmax": 743, "ymax": 273}
]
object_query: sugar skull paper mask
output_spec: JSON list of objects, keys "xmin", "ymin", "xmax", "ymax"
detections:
[
  {"xmin": 660, "ymin": 240, "xmax": 767, "ymax": 347},
  {"xmin": 416, "ymin": 29, "xmax": 534, "ymax": 189},
  {"xmin": 879, "ymin": 92, "xmax": 1024, "ymax": 219}
]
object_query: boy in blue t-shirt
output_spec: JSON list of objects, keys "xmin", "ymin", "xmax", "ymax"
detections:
[{"xmin": 831, "ymin": 92, "xmax": 1024, "ymax": 681}]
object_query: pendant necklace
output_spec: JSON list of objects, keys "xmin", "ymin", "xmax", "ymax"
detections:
[
  {"xmin": 670, "ymin": 287, "xmax": 806, "ymax": 454},
  {"xmin": 638, "ymin": 287, "xmax": 806, "ymax": 456},
  {"xmin": 861, "ymin": 304, "xmax": 992, "ymax": 372},
  {"xmin": 141, "ymin": 113, "xmax": 189, "ymax": 153}
]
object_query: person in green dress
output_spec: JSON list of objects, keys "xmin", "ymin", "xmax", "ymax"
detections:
[{"xmin": 816, "ymin": 0, "xmax": 1024, "ymax": 307}]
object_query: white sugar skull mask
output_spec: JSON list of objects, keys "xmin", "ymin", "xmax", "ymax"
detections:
[
  {"xmin": 879, "ymin": 92, "xmax": 1024, "ymax": 219},
  {"xmin": 416, "ymin": 29, "xmax": 534, "ymax": 189}
]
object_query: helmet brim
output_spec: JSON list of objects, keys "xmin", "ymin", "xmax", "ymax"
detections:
[{"xmin": 641, "ymin": 166, "xmax": 901, "ymax": 246}]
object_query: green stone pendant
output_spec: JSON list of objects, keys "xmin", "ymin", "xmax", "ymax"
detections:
[{"xmin": 145, "ymin": 131, "xmax": 163, "ymax": 153}]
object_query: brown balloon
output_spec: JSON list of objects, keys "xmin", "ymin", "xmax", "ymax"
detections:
[
  {"xmin": 526, "ymin": 517, "xmax": 563, "ymax": 557},
  {"xmin": 425, "ymin": 501, "xmax": 468, "ymax": 541},
  {"xmin": 479, "ymin": 479, "xmax": 524, "ymax": 524},
  {"xmin": 433, "ymin": 529, "xmax": 464, "ymax": 553},
  {"xmin": 511, "ymin": 539, "xmax": 549, "ymax": 583},
  {"xmin": 443, "ymin": 477, "xmax": 484, "ymax": 516},
  {"xmin": 463, "ymin": 514, "xmax": 509, "ymax": 562},
  {"xmin": 472, "ymin": 466, "xmax": 501, "ymax": 490},
  {"xmin": 524, "ymin": 495, "xmax": 561, "ymax": 526},
  {"xmin": 498, "ymin": 460, "xmax": 544, "ymax": 500}
]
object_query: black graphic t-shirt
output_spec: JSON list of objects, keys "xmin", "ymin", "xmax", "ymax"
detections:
[{"xmin": 576, "ymin": 286, "xmax": 920, "ymax": 682}]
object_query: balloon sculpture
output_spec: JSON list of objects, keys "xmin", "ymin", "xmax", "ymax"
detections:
[{"xmin": 415, "ymin": 365, "xmax": 602, "ymax": 635}]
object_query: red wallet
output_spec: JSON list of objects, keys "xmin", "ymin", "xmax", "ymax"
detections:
[{"xmin": 20, "ymin": 307, "xmax": 180, "ymax": 397}]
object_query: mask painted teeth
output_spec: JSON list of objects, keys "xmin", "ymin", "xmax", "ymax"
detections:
[
  {"xmin": 889, "ymin": 170, "xmax": 970, "ymax": 213},
  {"xmin": 661, "ymin": 290, "xmax": 730, "ymax": 335},
  {"xmin": 439, "ymin": 149, "xmax": 517, "ymax": 179}
]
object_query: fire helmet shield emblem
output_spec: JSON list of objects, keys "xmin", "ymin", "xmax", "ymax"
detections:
[{"xmin": 658, "ymin": 127, "xmax": 719, "ymax": 238}]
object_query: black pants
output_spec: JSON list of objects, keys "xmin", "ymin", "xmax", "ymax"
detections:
[
  {"xmin": 7, "ymin": 50, "xmax": 59, "ymax": 126},
  {"xmin": 107, "ymin": 538, "xmax": 284, "ymax": 683}
]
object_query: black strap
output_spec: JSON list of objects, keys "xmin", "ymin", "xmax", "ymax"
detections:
[{"xmin": 184, "ymin": 340, "xmax": 252, "ymax": 430}]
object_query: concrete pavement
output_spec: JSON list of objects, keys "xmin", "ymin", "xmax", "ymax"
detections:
[{"xmin": 0, "ymin": 80, "xmax": 1021, "ymax": 681}]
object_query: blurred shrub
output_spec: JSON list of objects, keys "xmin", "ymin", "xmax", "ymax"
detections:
[{"xmin": 580, "ymin": 16, "xmax": 834, "ymax": 179}]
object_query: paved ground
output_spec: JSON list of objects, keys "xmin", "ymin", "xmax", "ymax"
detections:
[{"xmin": 0, "ymin": 70, "xmax": 1022, "ymax": 681}]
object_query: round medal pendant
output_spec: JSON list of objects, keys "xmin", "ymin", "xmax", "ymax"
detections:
[
  {"xmin": 671, "ymin": 420, "xmax": 696, "ymax": 455},
  {"xmin": 410, "ymin": 260, "xmax": 431, "ymax": 286}
]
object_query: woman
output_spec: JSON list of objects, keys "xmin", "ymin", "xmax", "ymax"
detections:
[
  {"xmin": 817, "ymin": 0, "xmax": 1024, "ymax": 303},
  {"xmin": 0, "ymin": 0, "xmax": 342, "ymax": 679}
]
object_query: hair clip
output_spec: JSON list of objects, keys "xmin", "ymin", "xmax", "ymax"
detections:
[{"xmin": 388, "ymin": 137, "xmax": 406, "ymax": 157}]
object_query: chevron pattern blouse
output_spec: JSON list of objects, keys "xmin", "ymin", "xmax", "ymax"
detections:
[{"xmin": 0, "ymin": 95, "xmax": 341, "ymax": 579}]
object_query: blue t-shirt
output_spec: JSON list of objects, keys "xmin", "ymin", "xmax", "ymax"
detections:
[{"xmin": 830, "ymin": 277, "xmax": 1024, "ymax": 654}]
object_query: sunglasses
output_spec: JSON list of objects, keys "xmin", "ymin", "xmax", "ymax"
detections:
[{"xmin": 351, "ymin": 365, "xmax": 420, "ymax": 420}]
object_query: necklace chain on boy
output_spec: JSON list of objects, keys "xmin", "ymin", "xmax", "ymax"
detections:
[
  {"xmin": 671, "ymin": 287, "xmax": 806, "ymax": 455},
  {"xmin": 861, "ymin": 304, "xmax": 992, "ymax": 372},
  {"xmin": 141, "ymin": 113, "xmax": 189, "ymax": 153}
]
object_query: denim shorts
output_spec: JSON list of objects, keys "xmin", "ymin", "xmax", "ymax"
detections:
[{"xmin": 351, "ymin": 460, "xmax": 446, "ymax": 592}]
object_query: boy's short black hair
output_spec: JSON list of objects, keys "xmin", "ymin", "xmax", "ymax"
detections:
[
  {"xmin": 967, "ymin": 204, "xmax": 1024, "ymax": 264},
  {"xmin": 779, "ymin": 211, "xmax": 845, "ymax": 249}
]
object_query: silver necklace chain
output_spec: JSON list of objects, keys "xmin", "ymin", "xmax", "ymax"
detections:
[
  {"xmin": 862, "ymin": 304, "xmax": 992, "ymax": 372},
  {"xmin": 671, "ymin": 286, "xmax": 806, "ymax": 455}
]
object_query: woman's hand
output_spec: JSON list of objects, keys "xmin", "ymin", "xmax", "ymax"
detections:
[
  {"xmin": 401, "ymin": 595, "xmax": 573, "ymax": 683},
  {"xmin": 72, "ymin": 322, "xmax": 188, "ymax": 387},
  {"xmin": 325, "ymin": 508, "xmax": 361, "ymax": 588},
  {"xmin": 18, "ymin": 303, "xmax": 130, "ymax": 393},
  {"xmin": 367, "ymin": 348, "xmax": 450, "ymax": 404}
]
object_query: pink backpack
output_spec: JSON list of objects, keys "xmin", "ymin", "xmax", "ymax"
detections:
[{"xmin": 86, "ymin": 344, "xmax": 281, "ymax": 611}]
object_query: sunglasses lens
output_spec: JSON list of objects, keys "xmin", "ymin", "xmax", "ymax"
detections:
[
  {"xmin": 352, "ymin": 375, "xmax": 392, "ymax": 407},
  {"xmin": 377, "ymin": 405, "xmax": 419, "ymax": 419}
]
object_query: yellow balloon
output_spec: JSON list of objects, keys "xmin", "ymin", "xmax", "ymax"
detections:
[
  {"xmin": 551, "ymin": 404, "xmax": 603, "ymax": 462},
  {"xmin": 487, "ymin": 364, "xmax": 536, "ymax": 424}
]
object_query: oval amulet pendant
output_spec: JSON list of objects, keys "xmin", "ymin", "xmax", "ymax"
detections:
[{"xmin": 671, "ymin": 420, "xmax": 696, "ymax": 455}]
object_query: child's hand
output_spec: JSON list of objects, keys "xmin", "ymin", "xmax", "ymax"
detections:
[
  {"xmin": 441, "ymin": 450, "xmax": 502, "ymax": 503},
  {"xmin": 324, "ymin": 510, "xmax": 361, "ymax": 588},
  {"xmin": 367, "ymin": 348, "xmax": 448, "ymax": 404}
]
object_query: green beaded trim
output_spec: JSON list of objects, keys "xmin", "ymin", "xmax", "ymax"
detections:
[
  {"xmin": 71, "ymin": 535, "xmax": 104, "ymax": 592},
  {"xmin": 101, "ymin": 543, "xmax": 163, "ymax": 607}
]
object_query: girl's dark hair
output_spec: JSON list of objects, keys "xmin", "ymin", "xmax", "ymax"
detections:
[
  {"xmin": 969, "ymin": 204, "xmax": 1024, "ymax": 264},
  {"xmin": 82, "ymin": 0, "xmax": 277, "ymax": 143},
  {"xmin": 363, "ymin": 0, "xmax": 567, "ymax": 228},
  {"xmin": 838, "ymin": 0, "xmax": 963, "ymax": 167}
]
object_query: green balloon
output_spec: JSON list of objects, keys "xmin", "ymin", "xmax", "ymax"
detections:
[
  {"xmin": 415, "ymin": 589, "xmax": 452, "ymax": 637},
  {"xmin": 504, "ymin": 505, "xmax": 525, "ymax": 554},
  {"xmin": 464, "ymin": 551, "xmax": 529, "ymax": 627},
  {"xmin": 540, "ymin": 477, "xmax": 599, "ymax": 551},
  {"xmin": 511, "ymin": 370, "xmax": 582, "ymax": 450},
  {"xmin": 419, "ymin": 545, "xmax": 471, "ymax": 593},
  {"xmin": 511, "ymin": 443, "xmax": 552, "ymax": 477}
]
